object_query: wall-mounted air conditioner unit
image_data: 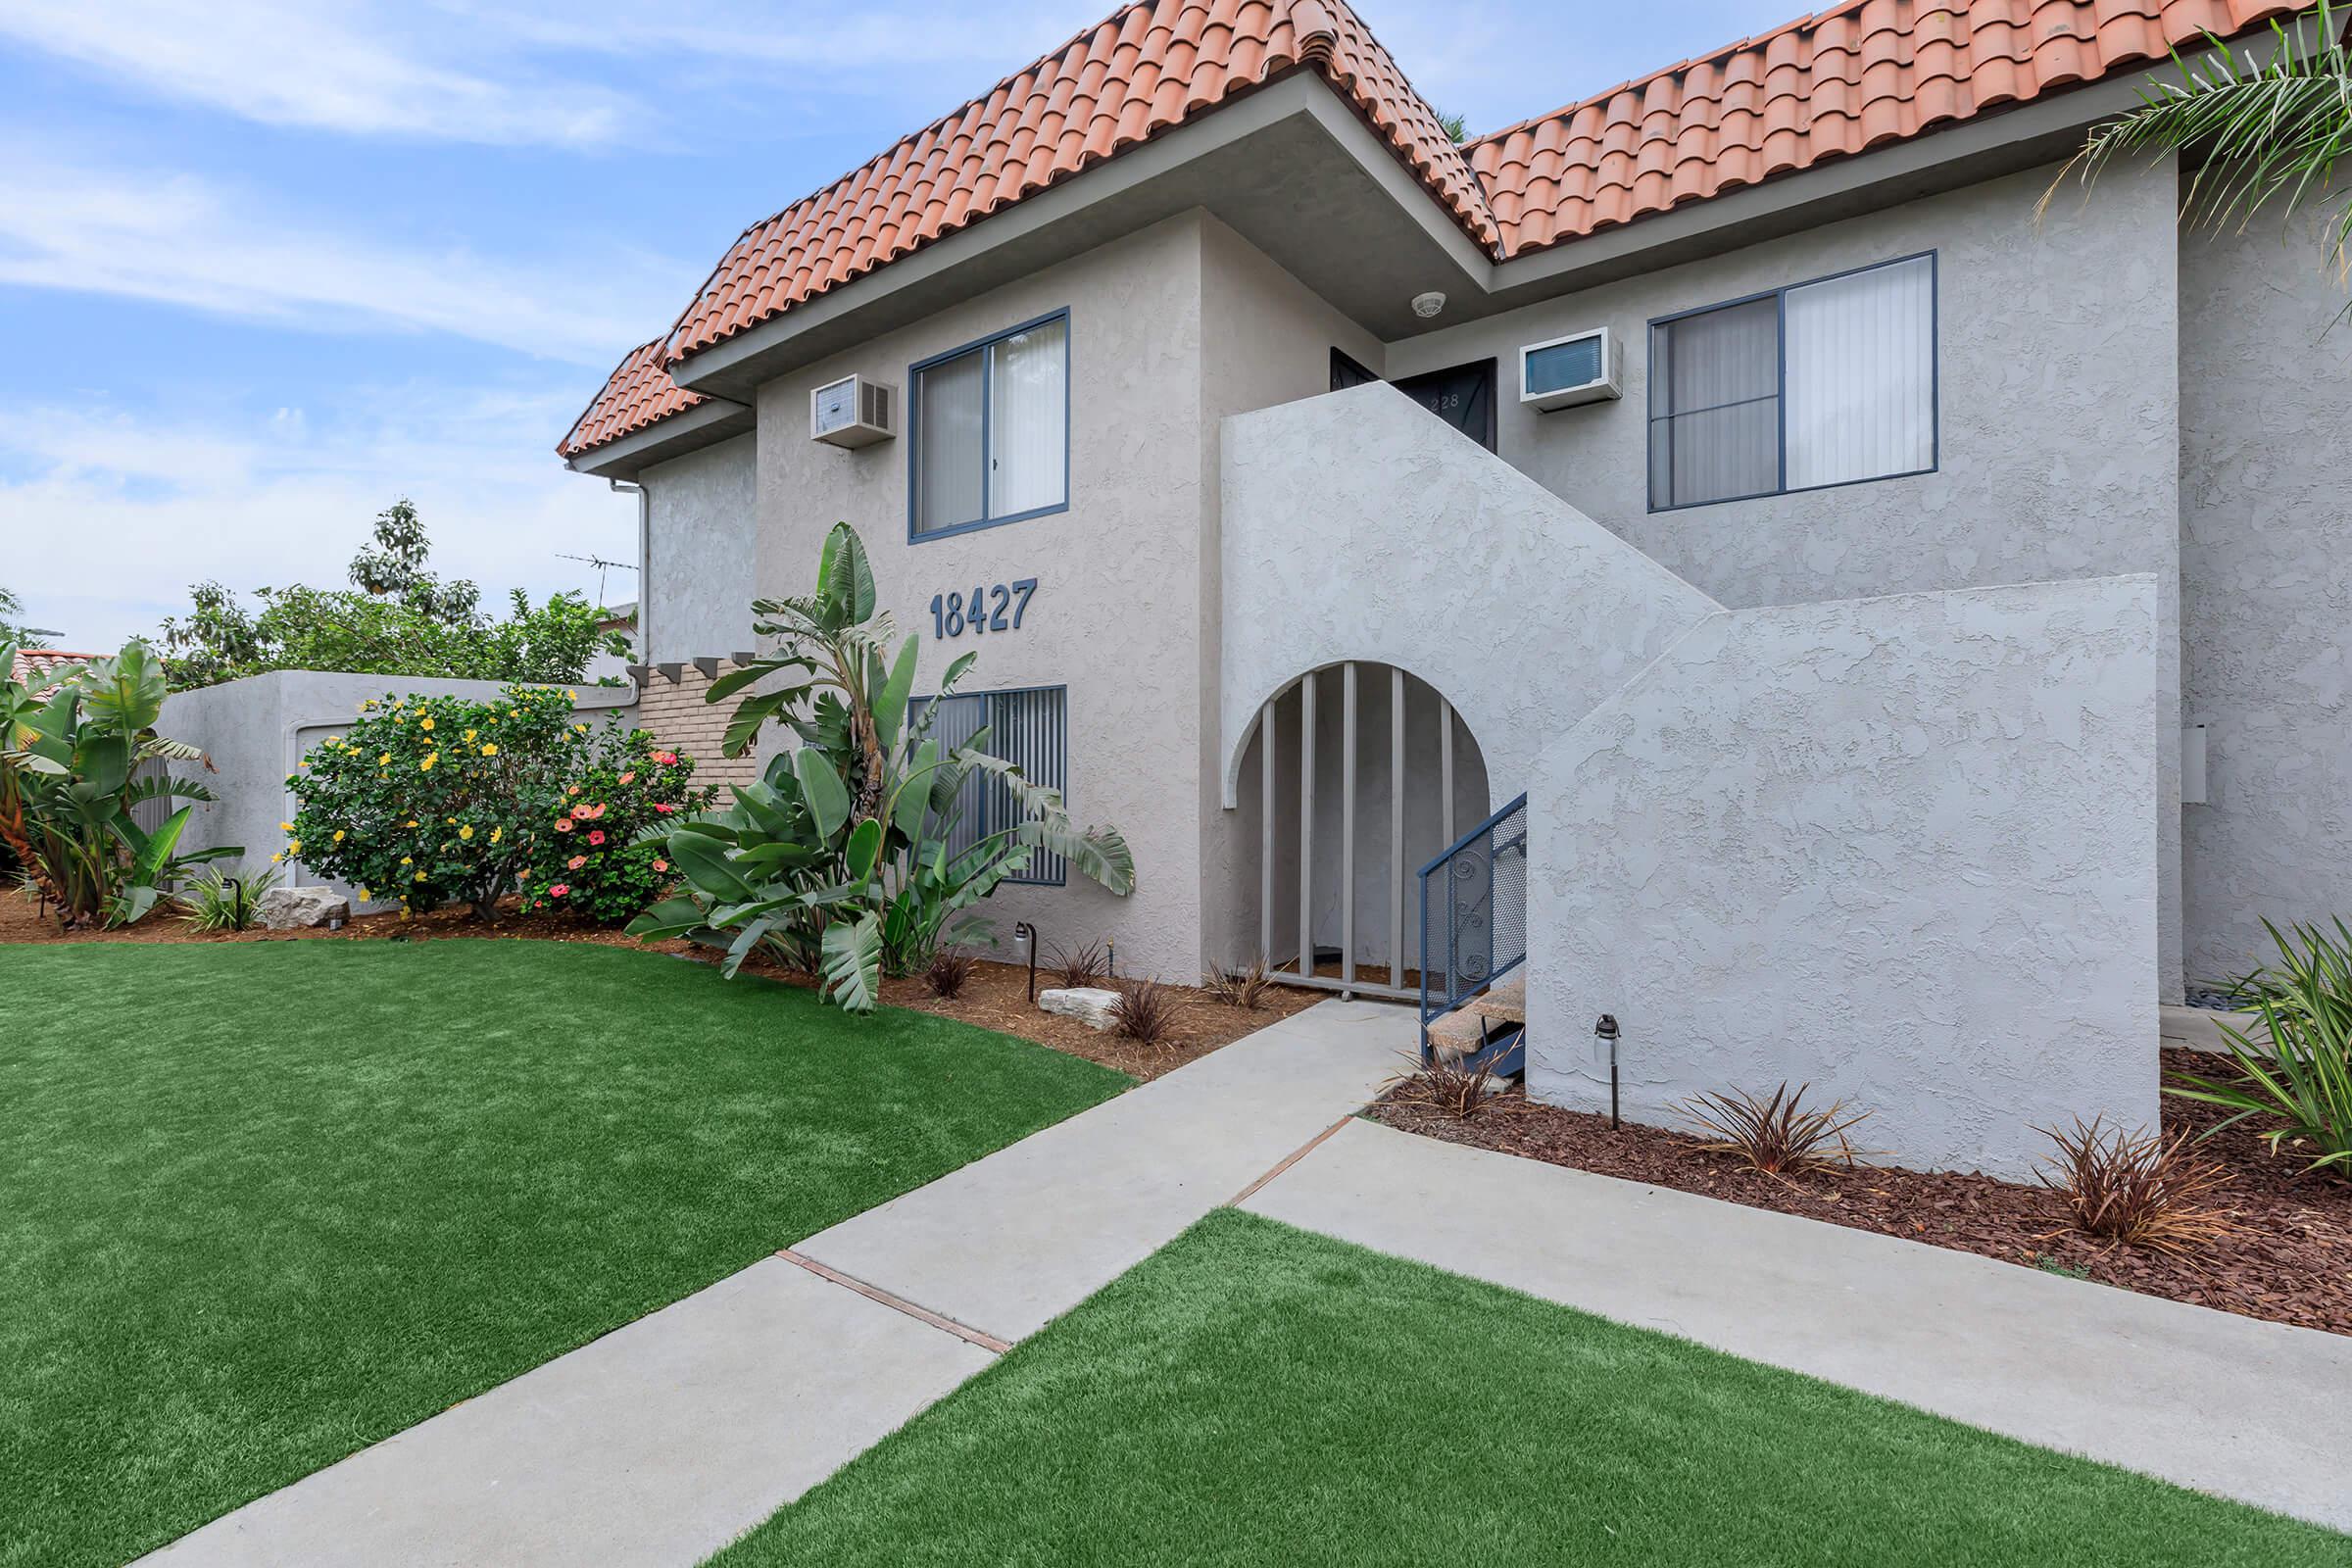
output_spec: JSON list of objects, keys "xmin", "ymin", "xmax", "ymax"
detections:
[
  {"xmin": 810, "ymin": 374, "xmax": 897, "ymax": 447},
  {"xmin": 1519, "ymin": 327, "xmax": 1621, "ymax": 411}
]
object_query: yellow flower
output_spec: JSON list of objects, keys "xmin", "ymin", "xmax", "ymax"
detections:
[
  {"xmin": 574, "ymin": 722, "xmax": 588, "ymax": 733},
  {"xmin": 508, "ymin": 709, "xmax": 517, "ymax": 717},
  {"xmin": 326, "ymin": 736, "xmax": 339, "ymax": 746},
  {"xmin": 378, "ymin": 753, "xmax": 391, "ymax": 766},
  {"xmin": 400, "ymin": 907, "xmax": 413, "ymax": 921},
  {"xmin": 400, "ymin": 857, "xmax": 413, "ymax": 865},
  {"xmin": 490, "ymin": 826, "xmax": 503, "ymax": 844},
  {"xmin": 445, "ymin": 815, "xmax": 457, "ymax": 824},
  {"xmin": 332, "ymin": 830, "xmax": 345, "ymax": 843},
  {"xmin": 420, "ymin": 716, "xmax": 435, "ymax": 731},
  {"xmin": 480, "ymin": 744, "xmax": 497, "ymax": 757},
  {"xmin": 465, "ymin": 729, "xmax": 477, "ymax": 742},
  {"xmin": 279, "ymin": 821, "xmax": 293, "ymax": 832},
  {"xmin": 359, "ymin": 888, "xmax": 370, "ymax": 901},
  {"xmin": 405, "ymin": 819, "xmax": 417, "ymax": 827},
  {"xmin": 270, "ymin": 851, "xmax": 284, "ymax": 863},
  {"xmin": 287, "ymin": 839, "xmax": 302, "ymax": 855},
  {"xmin": 415, "ymin": 871, "xmax": 426, "ymax": 882},
  {"xmin": 420, "ymin": 753, "xmax": 438, "ymax": 771},
  {"xmin": 459, "ymin": 824, "xmax": 474, "ymax": 841}
]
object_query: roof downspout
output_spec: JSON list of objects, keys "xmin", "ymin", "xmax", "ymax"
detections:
[{"xmin": 610, "ymin": 477, "xmax": 647, "ymax": 665}]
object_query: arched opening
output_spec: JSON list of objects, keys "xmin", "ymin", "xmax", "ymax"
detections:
[{"xmin": 1230, "ymin": 662, "xmax": 1492, "ymax": 1000}]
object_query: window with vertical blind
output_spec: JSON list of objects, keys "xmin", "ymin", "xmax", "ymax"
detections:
[
  {"xmin": 1647, "ymin": 253, "xmax": 1936, "ymax": 511},
  {"xmin": 905, "ymin": 685, "xmax": 1069, "ymax": 885},
  {"xmin": 909, "ymin": 311, "xmax": 1069, "ymax": 539}
]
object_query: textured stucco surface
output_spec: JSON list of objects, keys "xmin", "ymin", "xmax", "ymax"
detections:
[
  {"xmin": 158, "ymin": 671, "xmax": 634, "ymax": 906},
  {"xmin": 751, "ymin": 216, "xmax": 1211, "ymax": 979},
  {"xmin": 1524, "ymin": 575, "xmax": 2159, "ymax": 1181},
  {"xmin": 2180, "ymin": 212, "xmax": 2352, "ymax": 984},
  {"xmin": 1219, "ymin": 379, "xmax": 1722, "ymax": 805},
  {"xmin": 1386, "ymin": 158, "xmax": 2186, "ymax": 1000},
  {"xmin": 641, "ymin": 433, "xmax": 757, "ymax": 665}
]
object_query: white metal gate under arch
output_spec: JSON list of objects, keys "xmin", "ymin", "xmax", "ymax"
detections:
[{"xmin": 1233, "ymin": 661, "xmax": 1491, "ymax": 1002}]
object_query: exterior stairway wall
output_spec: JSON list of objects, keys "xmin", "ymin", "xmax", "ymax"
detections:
[
  {"xmin": 1217, "ymin": 381, "xmax": 1722, "ymax": 806},
  {"xmin": 1526, "ymin": 576, "xmax": 2159, "ymax": 1181}
]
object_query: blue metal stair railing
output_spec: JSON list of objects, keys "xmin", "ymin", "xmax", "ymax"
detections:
[{"xmin": 1416, "ymin": 793, "xmax": 1529, "ymax": 1072}]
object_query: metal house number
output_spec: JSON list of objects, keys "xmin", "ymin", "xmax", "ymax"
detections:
[{"xmin": 929, "ymin": 577, "xmax": 1038, "ymax": 639}]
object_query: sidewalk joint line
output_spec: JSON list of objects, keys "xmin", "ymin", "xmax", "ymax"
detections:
[
  {"xmin": 775, "ymin": 1249, "xmax": 1014, "ymax": 1354},
  {"xmin": 1228, "ymin": 1114, "xmax": 1356, "ymax": 1206}
]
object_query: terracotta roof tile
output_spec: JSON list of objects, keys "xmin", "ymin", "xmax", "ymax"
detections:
[
  {"xmin": 662, "ymin": 0, "xmax": 1493, "ymax": 365},
  {"xmin": 1463, "ymin": 0, "xmax": 2312, "ymax": 257},
  {"xmin": 562, "ymin": 0, "xmax": 2319, "ymax": 456},
  {"xmin": 558, "ymin": 339, "xmax": 710, "ymax": 459},
  {"xmin": 9, "ymin": 649, "xmax": 97, "ymax": 695}
]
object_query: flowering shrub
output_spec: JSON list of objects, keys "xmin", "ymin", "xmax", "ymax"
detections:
[
  {"xmin": 515, "ymin": 735, "xmax": 714, "ymax": 924},
  {"xmin": 284, "ymin": 685, "xmax": 598, "ymax": 918}
]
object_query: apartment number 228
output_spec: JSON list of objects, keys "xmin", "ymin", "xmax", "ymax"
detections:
[{"xmin": 929, "ymin": 577, "xmax": 1039, "ymax": 639}]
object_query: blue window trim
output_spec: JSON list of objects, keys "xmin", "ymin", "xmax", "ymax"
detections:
[
  {"xmin": 907, "ymin": 681, "xmax": 1071, "ymax": 887},
  {"xmin": 906, "ymin": 308, "xmax": 1072, "ymax": 543},
  {"xmin": 1645, "ymin": 250, "xmax": 1938, "ymax": 514}
]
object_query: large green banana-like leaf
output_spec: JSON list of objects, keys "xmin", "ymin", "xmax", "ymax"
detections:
[
  {"xmin": 794, "ymin": 748, "xmax": 851, "ymax": 841},
  {"xmin": 78, "ymin": 644, "xmax": 166, "ymax": 735},
  {"xmin": 896, "ymin": 741, "xmax": 940, "ymax": 839},
  {"xmin": 819, "ymin": 909, "xmax": 882, "ymax": 1012},
  {"xmin": 666, "ymin": 829, "xmax": 759, "ymax": 903},
  {"xmin": 721, "ymin": 683, "xmax": 810, "ymax": 759},
  {"xmin": 122, "ymin": 772, "xmax": 218, "ymax": 808},
  {"xmin": 720, "ymin": 916, "xmax": 776, "ymax": 979},
  {"xmin": 873, "ymin": 635, "xmax": 919, "ymax": 755},
  {"xmin": 816, "ymin": 522, "xmax": 877, "ymax": 624},
  {"xmin": 844, "ymin": 816, "xmax": 883, "ymax": 881},
  {"xmin": 625, "ymin": 897, "xmax": 711, "ymax": 941}
]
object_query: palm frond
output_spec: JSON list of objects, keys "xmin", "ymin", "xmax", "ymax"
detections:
[{"xmin": 2054, "ymin": 4, "xmax": 2352, "ymax": 277}]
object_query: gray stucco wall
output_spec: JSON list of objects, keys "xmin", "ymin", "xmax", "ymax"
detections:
[
  {"xmin": 1219, "ymin": 381, "xmax": 1721, "ymax": 804},
  {"xmin": 642, "ymin": 432, "xmax": 758, "ymax": 664},
  {"xmin": 1525, "ymin": 574, "xmax": 2160, "ymax": 1182},
  {"xmin": 159, "ymin": 671, "xmax": 635, "ymax": 907},
  {"xmin": 750, "ymin": 215, "xmax": 1211, "ymax": 980},
  {"xmin": 1385, "ymin": 158, "xmax": 2187, "ymax": 1000},
  {"xmin": 2180, "ymin": 214, "xmax": 2352, "ymax": 984}
]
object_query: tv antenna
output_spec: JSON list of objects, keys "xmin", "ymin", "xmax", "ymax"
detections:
[{"xmin": 557, "ymin": 552, "xmax": 638, "ymax": 613}]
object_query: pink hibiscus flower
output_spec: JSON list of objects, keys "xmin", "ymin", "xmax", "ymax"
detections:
[
  {"xmin": 652, "ymin": 858, "xmax": 669, "ymax": 873},
  {"xmin": 653, "ymin": 802, "xmax": 676, "ymax": 815},
  {"xmin": 566, "ymin": 855, "xmax": 587, "ymax": 870},
  {"xmin": 554, "ymin": 817, "xmax": 574, "ymax": 833},
  {"xmin": 588, "ymin": 830, "xmax": 606, "ymax": 846},
  {"xmin": 548, "ymin": 883, "xmax": 569, "ymax": 898},
  {"xmin": 616, "ymin": 771, "xmax": 636, "ymax": 786},
  {"xmin": 654, "ymin": 751, "xmax": 677, "ymax": 765}
]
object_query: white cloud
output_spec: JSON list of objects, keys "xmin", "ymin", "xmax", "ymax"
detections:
[
  {"xmin": 0, "ymin": 156, "xmax": 682, "ymax": 365},
  {"xmin": 0, "ymin": 0, "xmax": 634, "ymax": 146},
  {"xmin": 0, "ymin": 389, "xmax": 639, "ymax": 652}
]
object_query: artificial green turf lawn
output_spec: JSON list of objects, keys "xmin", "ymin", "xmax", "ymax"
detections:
[
  {"xmin": 1, "ymin": 938, "xmax": 1127, "ymax": 1568},
  {"xmin": 717, "ymin": 1209, "xmax": 2347, "ymax": 1568}
]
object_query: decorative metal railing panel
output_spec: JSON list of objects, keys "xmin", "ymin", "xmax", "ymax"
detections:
[{"xmin": 1417, "ymin": 793, "xmax": 1529, "ymax": 1036}]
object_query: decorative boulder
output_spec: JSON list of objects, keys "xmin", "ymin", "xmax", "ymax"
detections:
[
  {"xmin": 257, "ymin": 885, "xmax": 352, "ymax": 931},
  {"xmin": 1038, "ymin": 986, "xmax": 1123, "ymax": 1031}
]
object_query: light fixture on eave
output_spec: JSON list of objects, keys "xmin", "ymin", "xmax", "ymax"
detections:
[{"xmin": 1410, "ymin": 290, "xmax": 1446, "ymax": 318}]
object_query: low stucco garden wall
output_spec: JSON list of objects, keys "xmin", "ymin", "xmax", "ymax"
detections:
[
  {"xmin": 160, "ymin": 670, "xmax": 635, "ymax": 903},
  {"xmin": 1524, "ymin": 574, "xmax": 2160, "ymax": 1182}
]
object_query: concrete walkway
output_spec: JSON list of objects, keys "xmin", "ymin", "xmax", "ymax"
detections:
[
  {"xmin": 1242, "ymin": 1117, "xmax": 2352, "ymax": 1533},
  {"xmin": 142, "ymin": 999, "xmax": 1413, "ymax": 1568}
]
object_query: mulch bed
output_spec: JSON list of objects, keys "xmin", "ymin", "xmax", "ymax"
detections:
[
  {"xmin": 0, "ymin": 892, "xmax": 1308, "ymax": 1080},
  {"xmin": 1372, "ymin": 1052, "xmax": 2351, "ymax": 1337}
]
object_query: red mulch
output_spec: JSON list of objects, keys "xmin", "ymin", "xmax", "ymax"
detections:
[
  {"xmin": 0, "ymin": 891, "xmax": 1308, "ymax": 1080},
  {"xmin": 1372, "ymin": 1053, "xmax": 2351, "ymax": 1337}
]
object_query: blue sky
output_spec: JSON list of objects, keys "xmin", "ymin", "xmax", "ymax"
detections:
[{"xmin": 0, "ymin": 0, "xmax": 1808, "ymax": 651}]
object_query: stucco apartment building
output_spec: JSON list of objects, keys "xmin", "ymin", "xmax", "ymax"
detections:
[{"xmin": 561, "ymin": 0, "xmax": 2346, "ymax": 1178}]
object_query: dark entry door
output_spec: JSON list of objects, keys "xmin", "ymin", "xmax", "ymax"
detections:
[{"xmin": 1392, "ymin": 359, "xmax": 1497, "ymax": 452}]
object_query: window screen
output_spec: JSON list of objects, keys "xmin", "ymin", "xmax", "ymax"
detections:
[
  {"xmin": 906, "ymin": 686, "xmax": 1069, "ymax": 885},
  {"xmin": 912, "ymin": 315, "xmax": 1068, "ymax": 537},
  {"xmin": 1648, "ymin": 254, "xmax": 1934, "ymax": 509}
]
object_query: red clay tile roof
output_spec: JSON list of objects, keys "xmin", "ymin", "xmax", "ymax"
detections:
[
  {"xmin": 1465, "ymin": 0, "xmax": 2310, "ymax": 257},
  {"xmin": 562, "ymin": 0, "xmax": 2317, "ymax": 456},
  {"xmin": 662, "ymin": 0, "xmax": 1491, "ymax": 366},
  {"xmin": 9, "ymin": 649, "xmax": 97, "ymax": 695},
  {"xmin": 559, "ymin": 339, "xmax": 711, "ymax": 459}
]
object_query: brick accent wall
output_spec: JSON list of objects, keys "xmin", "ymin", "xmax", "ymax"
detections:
[{"xmin": 631, "ymin": 659, "xmax": 762, "ymax": 796}]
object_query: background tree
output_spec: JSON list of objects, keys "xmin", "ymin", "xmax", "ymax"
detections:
[
  {"xmin": 2054, "ymin": 3, "xmax": 2351, "ymax": 297},
  {"xmin": 0, "ymin": 585, "xmax": 60, "ymax": 647},
  {"xmin": 158, "ymin": 503, "xmax": 628, "ymax": 690}
]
